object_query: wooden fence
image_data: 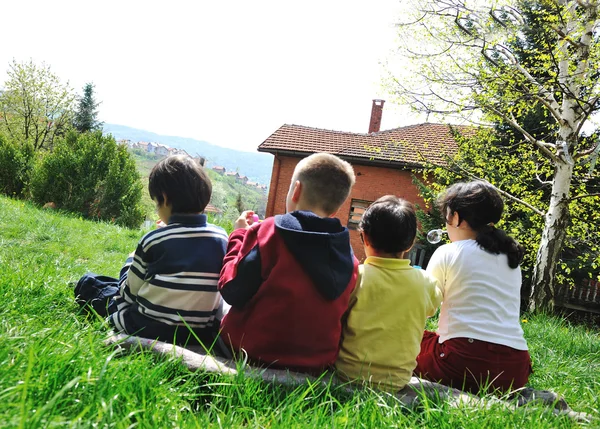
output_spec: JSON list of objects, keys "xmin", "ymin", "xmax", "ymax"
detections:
[{"xmin": 555, "ymin": 278, "xmax": 600, "ymax": 314}]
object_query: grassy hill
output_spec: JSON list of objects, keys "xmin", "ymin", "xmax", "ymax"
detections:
[
  {"xmin": 129, "ymin": 150, "xmax": 268, "ymax": 223},
  {"xmin": 0, "ymin": 196, "xmax": 598, "ymax": 427},
  {"xmin": 104, "ymin": 123, "xmax": 274, "ymax": 186}
]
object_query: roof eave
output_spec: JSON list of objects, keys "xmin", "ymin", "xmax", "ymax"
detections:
[{"xmin": 257, "ymin": 147, "xmax": 429, "ymax": 171}]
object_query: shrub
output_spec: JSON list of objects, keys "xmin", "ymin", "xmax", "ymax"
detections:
[
  {"xmin": 91, "ymin": 144, "xmax": 145, "ymax": 227},
  {"xmin": 30, "ymin": 131, "xmax": 144, "ymax": 228},
  {"xmin": 0, "ymin": 133, "xmax": 35, "ymax": 198}
]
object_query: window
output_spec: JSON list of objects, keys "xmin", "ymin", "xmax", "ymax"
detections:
[{"xmin": 348, "ymin": 199, "xmax": 373, "ymax": 229}]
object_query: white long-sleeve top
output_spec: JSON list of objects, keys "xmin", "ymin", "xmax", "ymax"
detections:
[{"xmin": 426, "ymin": 239, "xmax": 528, "ymax": 350}]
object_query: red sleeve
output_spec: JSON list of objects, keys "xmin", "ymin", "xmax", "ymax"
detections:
[{"xmin": 218, "ymin": 225, "xmax": 263, "ymax": 308}]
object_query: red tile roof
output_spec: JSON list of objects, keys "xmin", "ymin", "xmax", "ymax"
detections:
[
  {"xmin": 257, "ymin": 123, "xmax": 475, "ymax": 167},
  {"xmin": 204, "ymin": 203, "xmax": 222, "ymax": 214}
]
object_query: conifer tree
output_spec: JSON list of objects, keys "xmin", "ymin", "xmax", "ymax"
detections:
[
  {"xmin": 235, "ymin": 192, "xmax": 244, "ymax": 214},
  {"xmin": 74, "ymin": 83, "xmax": 102, "ymax": 133}
]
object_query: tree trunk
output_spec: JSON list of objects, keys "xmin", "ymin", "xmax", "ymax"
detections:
[{"xmin": 529, "ymin": 159, "xmax": 574, "ymax": 312}]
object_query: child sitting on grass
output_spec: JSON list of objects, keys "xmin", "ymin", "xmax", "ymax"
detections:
[
  {"xmin": 218, "ymin": 152, "xmax": 358, "ymax": 374},
  {"xmin": 414, "ymin": 180, "xmax": 531, "ymax": 393},
  {"xmin": 75, "ymin": 155, "xmax": 228, "ymax": 347},
  {"xmin": 336, "ymin": 195, "xmax": 442, "ymax": 391}
]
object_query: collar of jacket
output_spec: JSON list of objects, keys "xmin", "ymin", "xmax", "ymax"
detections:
[
  {"xmin": 364, "ymin": 256, "xmax": 412, "ymax": 269},
  {"xmin": 168, "ymin": 213, "xmax": 207, "ymax": 226}
]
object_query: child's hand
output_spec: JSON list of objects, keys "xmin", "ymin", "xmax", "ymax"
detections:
[{"xmin": 234, "ymin": 210, "xmax": 255, "ymax": 230}]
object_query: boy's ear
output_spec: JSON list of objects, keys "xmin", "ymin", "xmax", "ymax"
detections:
[
  {"xmin": 291, "ymin": 180, "xmax": 302, "ymax": 203},
  {"xmin": 161, "ymin": 193, "xmax": 170, "ymax": 207},
  {"xmin": 360, "ymin": 232, "xmax": 368, "ymax": 245}
]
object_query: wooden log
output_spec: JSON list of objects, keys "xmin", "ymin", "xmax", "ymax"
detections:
[{"xmin": 104, "ymin": 334, "xmax": 591, "ymax": 422}]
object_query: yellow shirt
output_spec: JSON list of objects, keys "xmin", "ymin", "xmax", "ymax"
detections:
[{"xmin": 336, "ymin": 256, "xmax": 442, "ymax": 391}]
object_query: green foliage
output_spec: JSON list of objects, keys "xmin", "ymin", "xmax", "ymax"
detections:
[
  {"xmin": 0, "ymin": 131, "xmax": 34, "ymax": 197},
  {"xmin": 391, "ymin": 0, "xmax": 600, "ymax": 310},
  {"xmin": 217, "ymin": 172, "xmax": 267, "ymax": 219},
  {"xmin": 210, "ymin": 181, "xmax": 227, "ymax": 210},
  {"xmin": 412, "ymin": 175, "xmax": 448, "ymax": 259},
  {"xmin": 413, "ymin": 128, "xmax": 600, "ymax": 289},
  {"xmin": 0, "ymin": 59, "xmax": 75, "ymax": 150},
  {"xmin": 29, "ymin": 131, "xmax": 144, "ymax": 228},
  {"xmin": 0, "ymin": 195, "xmax": 598, "ymax": 427},
  {"xmin": 73, "ymin": 82, "xmax": 102, "ymax": 133}
]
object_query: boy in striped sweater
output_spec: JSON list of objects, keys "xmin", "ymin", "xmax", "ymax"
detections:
[{"xmin": 76, "ymin": 155, "xmax": 228, "ymax": 346}]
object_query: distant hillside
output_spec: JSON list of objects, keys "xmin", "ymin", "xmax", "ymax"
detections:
[
  {"xmin": 103, "ymin": 123, "xmax": 273, "ymax": 185},
  {"xmin": 129, "ymin": 150, "xmax": 268, "ymax": 221}
]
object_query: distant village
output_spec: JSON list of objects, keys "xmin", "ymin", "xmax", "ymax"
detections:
[{"xmin": 117, "ymin": 139, "xmax": 268, "ymax": 193}]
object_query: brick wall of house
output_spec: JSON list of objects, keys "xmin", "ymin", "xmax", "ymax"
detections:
[{"xmin": 265, "ymin": 154, "xmax": 428, "ymax": 262}]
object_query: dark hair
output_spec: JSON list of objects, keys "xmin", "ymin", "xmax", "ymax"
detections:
[
  {"xmin": 359, "ymin": 195, "xmax": 417, "ymax": 254},
  {"xmin": 437, "ymin": 180, "xmax": 524, "ymax": 268},
  {"xmin": 148, "ymin": 155, "xmax": 212, "ymax": 214}
]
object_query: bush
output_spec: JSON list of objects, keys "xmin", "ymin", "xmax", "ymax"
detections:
[
  {"xmin": 30, "ymin": 131, "xmax": 144, "ymax": 228},
  {"xmin": 0, "ymin": 133, "xmax": 34, "ymax": 198}
]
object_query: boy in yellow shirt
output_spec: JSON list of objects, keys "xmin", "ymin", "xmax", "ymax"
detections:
[{"xmin": 336, "ymin": 195, "xmax": 442, "ymax": 391}]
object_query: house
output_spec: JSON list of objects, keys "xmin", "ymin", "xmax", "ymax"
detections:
[
  {"xmin": 204, "ymin": 203, "xmax": 222, "ymax": 215},
  {"xmin": 116, "ymin": 139, "xmax": 132, "ymax": 147},
  {"xmin": 257, "ymin": 99, "xmax": 472, "ymax": 261},
  {"xmin": 212, "ymin": 166, "xmax": 226, "ymax": 174},
  {"xmin": 237, "ymin": 175, "xmax": 249, "ymax": 184},
  {"xmin": 148, "ymin": 142, "xmax": 159, "ymax": 154},
  {"xmin": 247, "ymin": 181, "xmax": 257, "ymax": 187},
  {"xmin": 155, "ymin": 143, "xmax": 170, "ymax": 157},
  {"xmin": 168, "ymin": 147, "xmax": 183, "ymax": 157},
  {"xmin": 225, "ymin": 171, "xmax": 240, "ymax": 179},
  {"xmin": 135, "ymin": 141, "xmax": 150, "ymax": 151}
]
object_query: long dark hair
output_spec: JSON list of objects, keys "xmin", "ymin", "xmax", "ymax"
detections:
[{"xmin": 437, "ymin": 181, "xmax": 524, "ymax": 268}]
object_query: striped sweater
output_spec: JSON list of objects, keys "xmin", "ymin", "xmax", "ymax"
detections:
[{"xmin": 108, "ymin": 213, "xmax": 228, "ymax": 345}]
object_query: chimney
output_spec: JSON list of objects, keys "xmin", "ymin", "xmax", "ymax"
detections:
[{"xmin": 368, "ymin": 99, "xmax": 385, "ymax": 133}]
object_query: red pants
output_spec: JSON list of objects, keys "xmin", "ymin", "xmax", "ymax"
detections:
[{"xmin": 414, "ymin": 331, "xmax": 532, "ymax": 393}]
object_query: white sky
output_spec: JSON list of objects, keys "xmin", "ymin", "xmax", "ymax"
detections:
[{"xmin": 0, "ymin": 1, "xmax": 424, "ymax": 152}]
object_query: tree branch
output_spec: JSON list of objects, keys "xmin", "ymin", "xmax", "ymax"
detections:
[
  {"xmin": 485, "ymin": 105, "xmax": 559, "ymax": 162},
  {"xmin": 569, "ymin": 192, "xmax": 600, "ymax": 201},
  {"xmin": 446, "ymin": 160, "xmax": 546, "ymax": 216},
  {"xmin": 575, "ymin": 140, "xmax": 599, "ymax": 159}
]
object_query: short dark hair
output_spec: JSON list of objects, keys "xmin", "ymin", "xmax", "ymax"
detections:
[
  {"xmin": 359, "ymin": 195, "xmax": 417, "ymax": 254},
  {"xmin": 148, "ymin": 155, "xmax": 212, "ymax": 213},
  {"xmin": 294, "ymin": 153, "xmax": 355, "ymax": 215},
  {"xmin": 437, "ymin": 180, "xmax": 524, "ymax": 268}
]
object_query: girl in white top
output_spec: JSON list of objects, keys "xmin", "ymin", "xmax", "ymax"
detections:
[{"xmin": 414, "ymin": 180, "xmax": 531, "ymax": 393}]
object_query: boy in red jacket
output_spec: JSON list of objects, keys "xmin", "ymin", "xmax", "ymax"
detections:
[{"xmin": 218, "ymin": 153, "xmax": 358, "ymax": 373}]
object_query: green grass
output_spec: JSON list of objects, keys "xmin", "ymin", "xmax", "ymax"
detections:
[{"xmin": 0, "ymin": 195, "xmax": 598, "ymax": 428}]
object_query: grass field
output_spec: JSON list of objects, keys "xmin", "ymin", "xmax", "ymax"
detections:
[{"xmin": 0, "ymin": 195, "xmax": 598, "ymax": 428}]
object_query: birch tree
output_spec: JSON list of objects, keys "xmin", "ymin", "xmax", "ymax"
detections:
[{"xmin": 390, "ymin": 0, "xmax": 600, "ymax": 311}]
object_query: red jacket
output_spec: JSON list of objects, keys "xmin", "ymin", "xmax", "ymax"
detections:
[{"xmin": 218, "ymin": 211, "xmax": 358, "ymax": 373}]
